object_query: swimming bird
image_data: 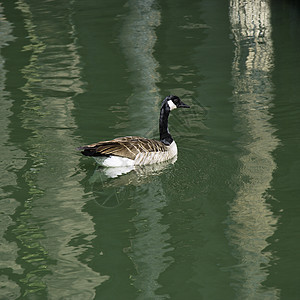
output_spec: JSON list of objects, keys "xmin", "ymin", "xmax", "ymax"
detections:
[{"xmin": 78, "ymin": 95, "xmax": 190, "ymax": 167}]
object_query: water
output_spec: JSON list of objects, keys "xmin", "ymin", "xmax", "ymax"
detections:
[{"xmin": 0, "ymin": 0, "xmax": 299, "ymax": 299}]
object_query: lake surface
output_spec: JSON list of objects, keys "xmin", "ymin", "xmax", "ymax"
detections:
[{"xmin": 0, "ymin": 0, "xmax": 299, "ymax": 299}]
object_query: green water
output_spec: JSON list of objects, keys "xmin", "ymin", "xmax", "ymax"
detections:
[{"xmin": 0, "ymin": 0, "xmax": 299, "ymax": 299}]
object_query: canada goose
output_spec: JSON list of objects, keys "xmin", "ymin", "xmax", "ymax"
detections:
[{"xmin": 78, "ymin": 95, "xmax": 190, "ymax": 167}]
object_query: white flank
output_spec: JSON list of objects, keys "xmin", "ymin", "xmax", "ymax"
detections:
[
  {"xmin": 167, "ymin": 100, "xmax": 177, "ymax": 111},
  {"xmin": 94, "ymin": 156, "xmax": 135, "ymax": 167},
  {"xmin": 94, "ymin": 141, "xmax": 178, "ymax": 167}
]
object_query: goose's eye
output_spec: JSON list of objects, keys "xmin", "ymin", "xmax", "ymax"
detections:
[{"xmin": 173, "ymin": 98, "xmax": 180, "ymax": 105}]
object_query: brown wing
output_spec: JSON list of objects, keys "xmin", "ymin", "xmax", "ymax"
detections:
[{"xmin": 79, "ymin": 136, "xmax": 168, "ymax": 160}]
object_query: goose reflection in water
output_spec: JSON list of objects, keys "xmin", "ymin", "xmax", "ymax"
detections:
[
  {"xmin": 85, "ymin": 156, "xmax": 177, "ymax": 208},
  {"xmin": 92, "ymin": 155, "xmax": 177, "ymax": 180}
]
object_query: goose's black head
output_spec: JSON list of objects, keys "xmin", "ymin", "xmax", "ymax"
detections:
[{"xmin": 162, "ymin": 95, "xmax": 190, "ymax": 111}]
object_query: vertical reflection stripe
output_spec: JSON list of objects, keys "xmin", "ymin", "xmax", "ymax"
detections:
[
  {"xmin": 227, "ymin": 0, "xmax": 280, "ymax": 298},
  {"xmin": 0, "ymin": 4, "xmax": 23, "ymax": 299},
  {"xmin": 120, "ymin": 1, "xmax": 173, "ymax": 298},
  {"xmin": 14, "ymin": 0, "xmax": 108, "ymax": 298}
]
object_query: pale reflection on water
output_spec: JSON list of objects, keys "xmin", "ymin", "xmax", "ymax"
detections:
[
  {"xmin": 7, "ymin": 0, "xmax": 107, "ymax": 298},
  {"xmin": 120, "ymin": 0, "xmax": 161, "ymax": 138},
  {"xmin": 120, "ymin": 0, "xmax": 173, "ymax": 298},
  {"xmin": 0, "ymin": 4, "xmax": 23, "ymax": 299},
  {"xmin": 228, "ymin": 0, "xmax": 279, "ymax": 298}
]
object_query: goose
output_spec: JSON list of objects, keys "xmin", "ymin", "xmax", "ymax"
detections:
[{"xmin": 78, "ymin": 95, "xmax": 190, "ymax": 167}]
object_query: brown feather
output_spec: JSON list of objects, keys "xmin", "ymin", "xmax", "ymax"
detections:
[{"xmin": 80, "ymin": 136, "xmax": 168, "ymax": 160}]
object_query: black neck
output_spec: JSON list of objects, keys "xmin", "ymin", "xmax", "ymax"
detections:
[{"xmin": 159, "ymin": 103, "xmax": 173, "ymax": 145}]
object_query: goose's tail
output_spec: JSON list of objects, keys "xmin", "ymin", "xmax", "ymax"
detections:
[{"xmin": 77, "ymin": 145, "xmax": 103, "ymax": 157}]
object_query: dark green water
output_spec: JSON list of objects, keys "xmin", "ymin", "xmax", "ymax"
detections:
[{"xmin": 0, "ymin": 0, "xmax": 299, "ymax": 299}]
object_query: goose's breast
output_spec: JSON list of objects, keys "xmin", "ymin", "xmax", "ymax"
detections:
[{"xmin": 134, "ymin": 141, "xmax": 177, "ymax": 165}]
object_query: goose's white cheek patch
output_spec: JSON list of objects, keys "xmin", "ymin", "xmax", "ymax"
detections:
[{"xmin": 167, "ymin": 100, "xmax": 177, "ymax": 111}]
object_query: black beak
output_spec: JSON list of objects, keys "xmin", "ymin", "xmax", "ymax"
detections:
[{"xmin": 178, "ymin": 101, "xmax": 190, "ymax": 108}]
